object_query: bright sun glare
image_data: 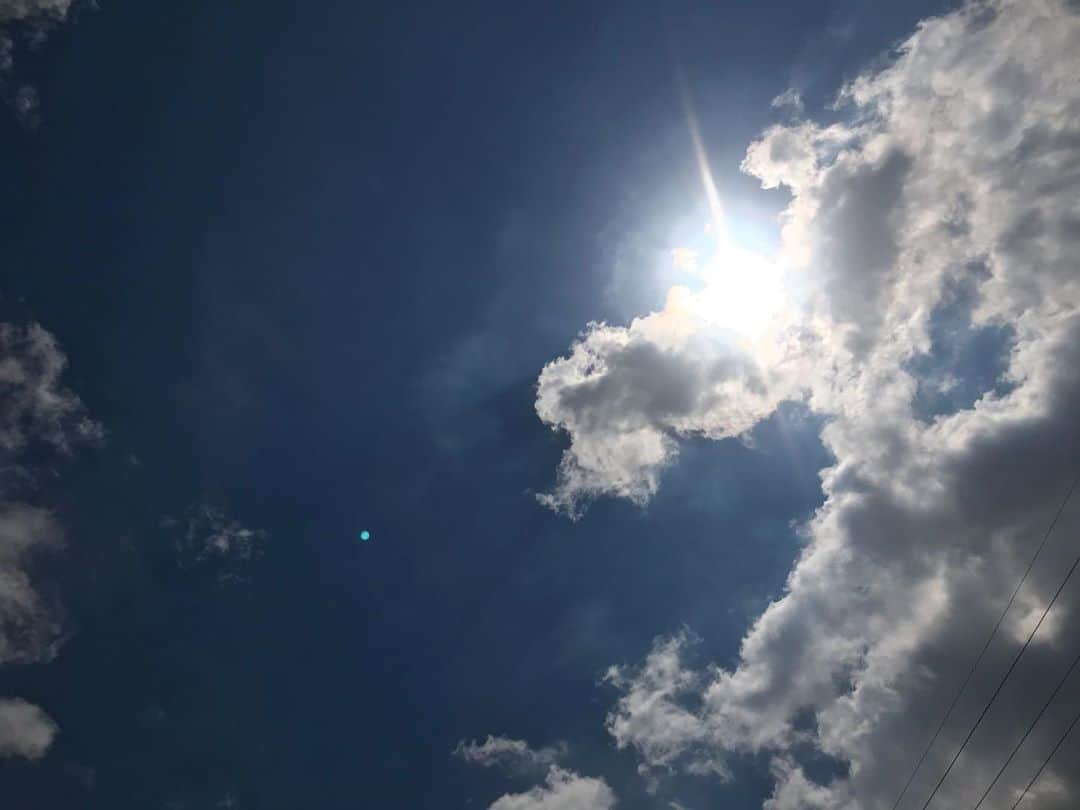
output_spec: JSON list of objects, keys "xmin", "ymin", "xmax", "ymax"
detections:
[
  {"xmin": 691, "ymin": 243, "xmax": 784, "ymax": 337},
  {"xmin": 665, "ymin": 87, "xmax": 788, "ymax": 340}
]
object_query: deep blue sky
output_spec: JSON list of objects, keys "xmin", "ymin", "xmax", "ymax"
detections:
[{"xmin": 1, "ymin": 1, "xmax": 954, "ymax": 807}]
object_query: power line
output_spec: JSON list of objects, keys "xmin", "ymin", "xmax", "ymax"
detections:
[
  {"xmin": 889, "ymin": 473, "xmax": 1080, "ymax": 810},
  {"xmin": 918, "ymin": 551, "xmax": 1080, "ymax": 810},
  {"xmin": 1010, "ymin": 702, "xmax": 1080, "ymax": 809},
  {"xmin": 971, "ymin": 645, "xmax": 1080, "ymax": 809}
]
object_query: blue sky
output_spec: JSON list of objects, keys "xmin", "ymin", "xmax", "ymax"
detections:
[{"xmin": 4, "ymin": 1, "xmax": 1080, "ymax": 809}]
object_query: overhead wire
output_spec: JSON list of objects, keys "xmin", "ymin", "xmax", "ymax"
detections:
[
  {"xmin": 1009, "ymin": 701, "xmax": 1080, "ymax": 809},
  {"xmin": 889, "ymin": 473, "xmax": 1080, "ymax": 810},
  {"xmin": 970, "ymin": 645, "xmax": 1080, "ymax": 809},
  {"xmin": 917, "ymin": 551, "xmax": 1080, "ymax": 809}
]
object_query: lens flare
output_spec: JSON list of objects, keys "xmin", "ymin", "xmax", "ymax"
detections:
[{"xmin": 670, "ymin": 247, "xmax": 699, "ymax": 270}]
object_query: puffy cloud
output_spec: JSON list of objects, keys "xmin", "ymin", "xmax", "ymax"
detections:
[
  {"xmin": 0, "ymin": 697, "xmax": 58, "ymax": 759},
  {"xmin": 540, "ymin": 0, "xmax": 1080, "ymax": 807},
  {"xmin": 535, "ymin": 290, "xmax": 808, "ymax": 518},
  {"xmin": 489, "ymin": 767, "xmax": 617, "ymax": 810},
  {"xmin": 453, "ymin": 735, "xmax": 567, "ymax": 774}
]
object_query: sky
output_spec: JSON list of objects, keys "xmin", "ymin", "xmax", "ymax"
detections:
[{"xmin": 2, "ymin": 1, "xmax": 1080, "ymax": 809}]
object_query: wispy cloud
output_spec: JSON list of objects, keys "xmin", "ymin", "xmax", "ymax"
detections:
[
  {"xmin": 453, "ymin": 735, "xmax": 567, "ymax": 775},
  {"xmin": 456, "ymin": 737, "xmax": 614, "ymax": 810},
  {"xmin": 770, "ymin": 87, "xmax": 804, "ymax": 116},
  {"xmin": 164, "ymin": 504, "xmax": 268, "ymax": 585}
]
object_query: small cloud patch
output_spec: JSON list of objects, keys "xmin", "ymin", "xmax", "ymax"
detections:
[{"xmin": 163, "ymin": 505, "xmax": 268, "ymax": 585}]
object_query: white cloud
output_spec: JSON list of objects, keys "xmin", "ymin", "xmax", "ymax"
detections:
[
  {"xmin": 489, "ymin": 767, "xmax": 617, "ymax": 810},
  {"xmin": 539, "ymin": 0, "xmax": 1080, "ymax": 807},
  {"xmin": 535, "ymin": 295, "xmax": 808, "ymax": 518},
  {"xmin": 0, "ymin": 697, "xmax": 58, "ymax": 759},
  {"xmin": 453, "ymin": 735, "xmax": 567, "ymax": 774},
  {"xmin": 603, "ymin": 631, "xmax": 724, "ymax": 778}
]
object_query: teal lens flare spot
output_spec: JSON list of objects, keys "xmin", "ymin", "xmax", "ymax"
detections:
[{"xmin": 360, "ymin": 530, "xmax": 371, "ymax": 541}]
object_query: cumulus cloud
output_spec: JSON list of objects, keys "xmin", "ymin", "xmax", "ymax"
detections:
[
  {"xmin": 453, "ymin": 735, "xmax": 567, "ymax": 774},
  {"xmin": 166, "ymin": 505, "xmax": 268, "ymax": 584},
  {"xmin": 489, "ymin": 767, "xmax": 617, "ymax": 810},
  {"xmin": 535, "ymin": 291, "xmax": 808, "ymax": 518},
  {"xmin": 0, "ymin": 697, "xmax": 58, "ymax": 759},
  {"xmin": 540, "ymin": 0, "xmax": 1080, "ymax": 807}
]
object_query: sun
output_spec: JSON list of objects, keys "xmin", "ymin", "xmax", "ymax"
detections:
[
  {"xmin": 669, "ymin": 236, "xmax": 785, "ymax": 339},
  {"xmin": 692, "ymin": 244, "xmax": 785, "ymax": 337}
]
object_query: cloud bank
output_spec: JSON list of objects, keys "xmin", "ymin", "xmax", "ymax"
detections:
[
  {"xmin": 538, "ymin": 0, "xmax": 1080, "ymax": 807},
  {"xmin": 0, "ymin": 323, "xmax": 100, "ymax": 666},
  {"xmin": 0, "ymin": 322, "xmax": 100, "ymax": 761}
]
